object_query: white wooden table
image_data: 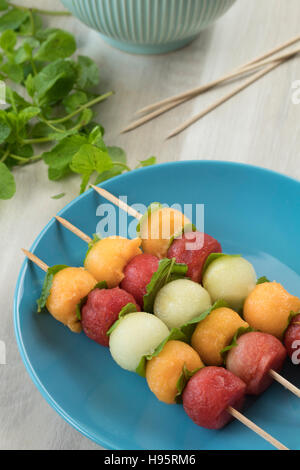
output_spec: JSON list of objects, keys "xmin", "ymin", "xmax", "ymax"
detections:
[{"xmin": 1, "ymin": 0, "xmax": 300, "ymax": 450}]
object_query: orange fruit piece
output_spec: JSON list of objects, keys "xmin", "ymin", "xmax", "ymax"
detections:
[
  {"xmin": 46, "ymin": 267, "xmax": 97, "ymax": 333},
  {"xmin": 146, "ymin": 340, "xmax": 203, "ymax": 404},
  {"xmin": 84, "ymin": 236, "xmax": 141, "ymax": 287},
  {"xmin": 191, "ymin": 307, "xmax": 249, "ymax": 366},
  {"xmin": 140, "ymin": 207, "xmax": 191, "ymax": 259},
  {"xmin": 244, "ymin": 281, "xmax": 300, "ymax": 338}
]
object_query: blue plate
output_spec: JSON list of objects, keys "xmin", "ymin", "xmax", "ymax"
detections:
[{"xmin": 14, "ymin": 161, "xmax": 300, "ymax": 450}]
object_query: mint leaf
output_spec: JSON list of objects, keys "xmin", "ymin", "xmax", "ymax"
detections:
[
  {"xmin": 179, "ymin": 299, "xmax": 229, "ymax": 342},
  {"xmin": 175, "ymin": 365, "xmax": 203, "ymax": 404},
  {"xmin": 137, "ymin": 156, "xmax": 156, "ymax": 168},
  {"xmin": 36, "ymin": 265, "xmax": 68, "ymax": 312},
  {"xmin": 0, "ymin": 1, "xmax": 8, "ymax": 12},
  {"xmin": 84, "ymin": 233, "xmax": 101, "ymax": 262},
  {"xmin": 220, "ymin": 326, "xmax": 255, "ymax": 362},
  {"xmin": 76, "ymin": 55, "xmax": 100, "ymax": 90},
  {"xmin": 18, "ymin": 106, "xmax": 41, "ymax": 128},
  {"xmin": 0, "ymin": 29, "xmax": 16, "ymax": 51},
  {"xmin": 136, "ymin": 328, "xmax": 187, "ymax": 377},
  {"xmin": 0, "ymin": 113, "xmax": 11, "ymax": 143},
  {"xmin": 32, "ymin": 59, "xmax": 77, "ymax": 106},
  {"xmin": 34, "ymin": 30, "xmax": 76, "ymax": 61},
  {"xmin": 256, "ymin": 276, "xmax": 270, "ymax": 284},
  {"xmin": 71, "ymin": 144, "xmax": 112, "ymax": 174},
  {"xmin": 107, "ymin": 146, "xmax": 127, "ymax": 164},
  {"xmin": 143, "ymin": 258, "xmax": 188, "ymax": 313},
  {"xmin": 51, "ymin": 192, "xmax": 65, "ymax": 200},
  {"xmin": 0, "ymin": 9, "xmax": 28, "ymax": 32},
  {"xmin": 63, "ymin": 90, "xmax": 88, "ymax": 114},
  {"xmin": 1, "ymin": 62, "xmax": 23, "ymax": 83},
  {"xmin": 106, "ymin": 302, "xmax": 138, "ymax": 336},
  {"xmin": 0, "ymin": 161, "xmax": 15, "ymax": 199},
  {"xmin": 76, "ymin": 280, "xmax": 107, "ymax": 320},
  {"xmin": 42, "ymin": 135, "xmax": 87, "ymax": 170}
]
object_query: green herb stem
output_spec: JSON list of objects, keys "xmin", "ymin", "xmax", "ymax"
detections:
[
  {"xmin": 48, "ymin": 92, "xmax": 114, "ymax": 124},
  {"xmin": 0, "ymin": 146, "xmax": 10, "ymax": 163},
  {"xmin": 9, "ymin": 3, "xmax": 72, "ymax": 16}
]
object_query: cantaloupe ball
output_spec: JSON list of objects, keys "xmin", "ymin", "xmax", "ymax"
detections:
[
  {"xmin": 139, "ymin": 207, "xmax": 191, "ymax": 259},
  {"xmin": 46, "ymin": 267, "xmax": 97, "ymax": 333},
  {"xmin": 146, "ymin": 340, "xmax": 204, "ymax": 404},
  {"xmin": 191, "ymin": 307, "xmax": 249, "ymax": 366},
  {"xmin": 244, "ymin": 282, "xmax": 300, "ymax": 339},
  {"xmin": 109, "ymin": 312, "xmax": 169, "ymax": 372},
  {"xmin": 202, "ymin": 256, "xmax": 256, "ymax": 311},
  {"xmin": 84, "ymin": 236, "xmax": 141, "ymax": 287},
  {"xmin": 153, "ymin": 279, "xmax": 212, "ymax": 329}
]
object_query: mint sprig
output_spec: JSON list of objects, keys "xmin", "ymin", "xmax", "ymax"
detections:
[
  {"xmin": 75, "ymin": 280, "xmax": 108, "ymax": 321},
  {"xmin": 220, "ymin": 326, "xmax": 255, "ymax": 362},
  {"xmin": 36, "ymin": 264, "xmax": 68, "ymax": 312},
  {"xmin": 106, "ymin": 302, "xmax": 138, "ymax": 336},
  {"xmin": 143, "ymin": 257, "xmax": 188, "ymax": 312},
  {"xmin": 0, "ymin": 3, "xmax": 156, "ymax": 200}
]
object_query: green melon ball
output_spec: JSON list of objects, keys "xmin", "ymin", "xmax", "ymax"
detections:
[
  {"xmin": 153, "ymin": 279, "xmax": 212, "ymax": 329},
  {"xmin": 109, "ymin": 312, "xmax": 169, "ymax": 372},
  {"xmin": 203, "ymin": 256, "xmax": 256, "ymax": 311}
]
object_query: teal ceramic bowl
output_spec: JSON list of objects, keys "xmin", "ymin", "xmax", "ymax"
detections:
[{"xmin": 60, "ymin": 0, "xmax": 237, "ymax": 54}]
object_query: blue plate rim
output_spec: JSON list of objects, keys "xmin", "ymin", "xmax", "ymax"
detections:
[{"xmin": 13, "ymin": 159, "xmax": 300, "ymax": 449}]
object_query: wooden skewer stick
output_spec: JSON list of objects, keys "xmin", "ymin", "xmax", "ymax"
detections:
[
  {"xmin": 137, "ymin": 33, "xmax": 300, "ymax": 115},
  {"xmin": 122, "ymin": 47, "xmax": 300, "ymax": 134},
  {"xmin": 55, "ymin": 216, "xmax": 92, "ymax": 244},
  {"xmin": 91, "ymin": 185, "xmax": 143, "ymax": 220},
  {"xmin": 270, "ymin": 369, "xmax": 300, "ymax": 398},
  {"xmin": 22, "ymin": 248, "xmax": 48, "ymax": 272},
  {"xmin": 228, "ymin": 407, "xmax": 289, "ymax": 450},
  {"xmin": 167, "ymin": 61, "xmax": 283, "ymax": 139}
]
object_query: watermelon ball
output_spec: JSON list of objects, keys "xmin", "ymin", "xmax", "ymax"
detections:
[
  {"xmin": 146, "ymin": 340, "xmax": 204, "ymax": 404},
  {"xmin": 226, "ymin": 332, "xmax": 287, "ymax": 395},
  {"xmin": 81, "ymin": 287, "xmax": 140, "ymax": 347},
  {"xmin": 153, "ymin": 279, "xmax": 211, "ymax": 329},
  {"xmin": 284, "ymin": 314, "xmax": 300, "ymax": 364},
  {"xmin": 203, "ymin": 256, "xmax": 256, "ymax": 312},
  {"xmin": 244, "ymin": 282, "xmax": 300, "ymax": 339},
  {"xmin": 167, "ymin": 231, "xmax": 222, "ymax": 283},
  {"xmin": 46, "ymin": 267, "xmax": 97, "ymax": 333},
  {"xmin": 109, "ymin": 312, "xmax": 169, "ymax": 372},
  {"xmin": 183, "ymin": 366, "xmax": 246, "ymax": 429},
  {"xmin": 120, "ymin": 254, "xmax": 159, "ymax": 308}
]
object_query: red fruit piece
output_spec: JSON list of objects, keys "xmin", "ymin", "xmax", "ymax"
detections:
[
  {"xmin": 182, "ymin": 366, "xmax": 246, "ymax": 430},
  {"xmin": 284, "ymin": 314, "xmax": 300, "ymax": 364},
  {"xmin": 81, "ymin": 287, "xmax": 140, "ymax": 347},
  {"xmin": 226, "ymin": 332, "xmax": 287, "ymax": 395},
  {"xmin": 120, "ymin": 254, "xmax": 159, "ymax": 308},
  {"xmin": 167, "ymin": 231, "xmax": 222, "ymax": 283}
]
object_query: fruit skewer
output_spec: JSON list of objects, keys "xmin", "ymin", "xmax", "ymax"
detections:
[
  {"xmin": 90, "ymin": 187, "xmax": 300, "ymax": 397},
  {"xmin": 21, "ymin": 249, "xmax": 289, "ymax": 450}
]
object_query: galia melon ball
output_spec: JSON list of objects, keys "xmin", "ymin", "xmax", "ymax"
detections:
[
  {"xmin": 244, "ymin": 282, "xmax": 300, "ymax": 339},
  {"xmin": 191, "ymin": 307, "xmax": 249, "ymax": 366},
  {"xmin": 153, "ymin": 279, "xmax": 211, "ymax": 329},
  {"xmin": 146, "ymin": 340, "xmax": 204, "ymax": 404},
  {"xmin": 109, "ymin": 312, "xmax": 169, "ymax": 372},
  {"xmin": 202, "ymin": 256, "xmax": 256, "ymax": 311},
  {"xmin": 84, "ymin": 236, "xmax": 141, "ymax": 287},
  {"xmin": 139, "ymin": 207, "xmax": 191, "ymax": 259},
  {"xmin": 46, "ymin": 267, "xmax": 97, "ymax": 333}
]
